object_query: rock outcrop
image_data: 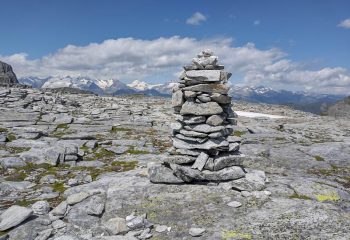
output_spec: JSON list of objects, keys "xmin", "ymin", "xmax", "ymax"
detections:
[
  {"xmin": 324, "ymin": 96, "xmax": 350, "ymax": 118},
  {"xmin": 0, "ymin": 61, "xmax": 18, "ymax": 84}
]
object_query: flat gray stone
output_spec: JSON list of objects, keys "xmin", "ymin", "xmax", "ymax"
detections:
[
  {"xmin": 183, "ymin": 83, "xmax": 229, "ymax": 94},
  {"xmin": 0, "ymin": 205, "xmax": 33, "ymax": 231},
  {"xmin": 227, "ymin": 201, "xmax": 242, "ymax": 208},
  {"xmin": 191, "ymin": 152, "xmax": 209, "ymax": 171},
  {"xmin": 148, "ymin": 163, "xmax": 184, "ymax": 183},
  {"xmin": 0, "ymin": 157, "xmax": 26, "ymax": 169},
  {"xmin": 104, "ymin": 217, "xmax": 129, "ymax": 235},
  {"xmin": 32, "ymin": 201, "xmax": 50, "ymax": 215},
  {"xmin": 173, "ymin": 137, "xmax": 229, "ymax": 150},
  {"xmin": 206, "ymin": 115, "xmax": 225, "ymax": 126},
  {"xmin": 163, "ymin": 155, "xmax": 196, "ymax": 164},
  {"xmin": 180, "ymin": 102, "xmax": 223, "ymax": 116},
  {"xmin": 179, "ymin": 129, "xmax": 208, "ymax": 138},
  {"xmin": 175, "ymin": 134, "xmax": 207, "ymax": 143},
  {"xmin": 172, "ymin": 90, "xmax": 184, "ymax": 107},
  {"xmin": 230, "ymin": 170, "xmax": 266, "ymax": 191},
  {"xmin": 172, "ymin": 164, "xmax": 245, "ymax": 182},
  {"xmin": 176, "ymin": 115, "xmax": 206, "ymax": 124},
  {"xmin": 185, "ymin": 70, "xmax": 221, "ymax": 82},
  {"xmin": 66, "ymin": 192, "xmax": 90, "ymax": 205},
  {"xmin": 210, "ymin": 93, "xmax": 231, "ymax": 104},
  {"xmin": 184, "ymin": 124, "xmax": 225, "ymax": 133},
  {"xmin": 189, "ymin": 227, "xmax": 206, "ymax": 237},
  {"xmin": 105, "ymin": 146, "xmax": 129, "ymax": 154}
]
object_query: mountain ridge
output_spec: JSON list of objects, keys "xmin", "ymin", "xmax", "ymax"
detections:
[{"xmin": 18, "ymin": 75, "xmax": 344, "ymax": 114}]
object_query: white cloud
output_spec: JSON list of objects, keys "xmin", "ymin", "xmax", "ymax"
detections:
[
  {"xmin": 1, "ymin": 36, "xmax": 350, "ymax": 95},
  {"xmin": 253, "ymin": 20, "xmax": 260, "ymax": 26},
  {"xmin": 337, "ymin": 18, "xmax": 350, "ymax": 29},
  {"xmin": 186, "ymin": 12, "xmax": 207, "ymax": 25}
]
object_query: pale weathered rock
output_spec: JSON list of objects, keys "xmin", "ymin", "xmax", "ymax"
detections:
[
  {"xmin": 180, "ymin": 101, "xmax": 223, "ymax": 116},
  {"xmin": 183, "ymin": 91, "xmax": 197, "ymax": 98},
  {"xmin": 52, "ymin": 219, "xmax": 66, "ymax": 229},
  {"xmin": 189, "ymin": 227, "xmax": 206, "ymax": 237},
  {"xmin": 185, "ymin": 70, "xmax": 221, "ymax": 82},
  {"xmin": 184, "ymin": 124, "xmax": 225, "ymax": 133},
  {"xmin": 172, "ymin": 164, "xmax": 245, "ymax": 182},
  {"xmin": 170, "ymin": 122, "xmax": 182, "ymax": 131},
  {"xmin": 179, "ymin": 129, "xmax": 208, "ymax": 138},
  {"xmin": 50, "ymin": 201, "xmax": 68, "ymax": 217},
  {"xmin": 230, "ymin": 170, "xmax": 266, "ymax": 191},
  {"xmin": 172, "ymin": 90, "xmax": 184, "ymax": 107},
  {"xmin": 183, "ymin": 83, "xmax": 229, "ymax": 94},
  {"xmin": 148, "ymin": 163, "xmax": 184, "ymax": 183},
  {"xmin": 0, "ymin": 205, "xmax": 33, "ymax": 231},
  {"xmin": 191, "ymin": 152, "xmax": 209, "ymax": 171},
  {"xmin": 32, "ymin": 201, "xmax": 50, "ymax": 215},
  {"xmin": 104, "ymin": 217, "xmax": 129, "ymax": 235},
  {"xmin": 172, "ymin": 137, "xmax": 229, "ymax": 150},
  {"xmin": 210, "ymin": 93, "xmax": 231, "ymax": 104},
  {"xmin": 175, "ymin": 134, "xmax": 207, "ymax": 143},
  {"xmin": 66, "ymin": 192, "xmax": 90, "ymax": 205},
  {"xmin": 0, "ymin": 157, "xmax": 26, "ymax": 169},
  {"xmin": 163, "ymin": 155, "xmax": 196, "ymax": 164},
  {"xmin": 206, "ymin": 115, "xmax": 224, "ymax": 126},
  {"xmin": 227, "ymin": 201, "xmax": 242, "ymax": 208},
  {"xmin": 177, "ymin": 115, "xmax": 207, "ymax": 124}
]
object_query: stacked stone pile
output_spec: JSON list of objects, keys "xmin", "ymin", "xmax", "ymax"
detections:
[{"xmin": 149, "ymin": 50, "xmax": 262, "ymax": 185}]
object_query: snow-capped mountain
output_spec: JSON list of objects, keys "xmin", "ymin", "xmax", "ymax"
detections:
[
  {"xmin": 19, "ymin": 76, "xmax": 127, "ymax": 96},
  {"xmin": 18, "ymin": 75, "xmax": 343, "ymax": 114},
  {"xmin": 18, "ymin": 76, "xmax": 50, "ymax": 88},
  {"xmin": 126, "ymin": 80, "xmax": 163, "ymax": 91},
  {"xmin": 229, "ymin": 85, "xmax": 344, "ymax": 113}
]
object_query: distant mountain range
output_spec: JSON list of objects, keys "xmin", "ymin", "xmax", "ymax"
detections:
[
  {"xmin": 18, "ymin": 75, "xmax": 344, "ymax": 114},
  {"xmin": 229, "ymin": 85, "xmax": 344, "ymax": 114}
]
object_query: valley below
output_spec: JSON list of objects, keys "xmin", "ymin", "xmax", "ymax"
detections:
[{"xmin": 0, "ymin": 86, "xmax": 349, "ymax": 240}]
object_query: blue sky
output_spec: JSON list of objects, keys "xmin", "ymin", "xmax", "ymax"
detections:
[{"xmin": 1, "ymin": 0, "xmax": 350, "ymax": 94}]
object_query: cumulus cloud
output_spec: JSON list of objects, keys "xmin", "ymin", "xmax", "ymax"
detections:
[
  {"xmin": 337, "ymin": 18, "xmax": 350, "ymax": 29},
  {"xmin": 1, "ymin": 36, "xmax": 350, "ymax": 95},
  {"xmin": 253, "ymin": 20, "xmax": 260, "ymax": 26},
  {"xmin": 186, "ymin": 12, "xmax": 207, "ymax": 25}
]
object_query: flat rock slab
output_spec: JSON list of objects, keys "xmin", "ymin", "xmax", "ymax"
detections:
[
  {"xmin": 172, "ymin": 137, "xmax": 229, "ymax": 150},
  {"xmin": 183, "ymin": 83, "xmax": 229, "ymax": 94},
  {"xmin": 148, "ymin": 163, "xmax": 184, "ymax": 183},
  {"xmin": 180, "ymin": 102, "xmax": 223, "ymax": 116},
  {"xmin": 185, "ymin": 70, "xmax": 221, "ymax": 82},
  {"xmin": 171, "ymin": 164, "xmax": 245, "ymax": 182},
  {"xmin": 0, "ymin": 205, "xmax": 33, "ymax": 231}
]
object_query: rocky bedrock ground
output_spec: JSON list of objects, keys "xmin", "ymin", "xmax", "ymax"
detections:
[{"xmin": 0, "ymin": 87, "xmax": 349, "ymax": 239}]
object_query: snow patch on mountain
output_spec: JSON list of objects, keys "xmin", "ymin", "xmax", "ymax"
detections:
[{"xmin": 127, "ymin": 80, "xmax": 163, "ymax": 91}]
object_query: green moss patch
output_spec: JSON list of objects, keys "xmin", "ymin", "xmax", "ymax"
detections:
[
  {"xmin": 4, "ymin": 171, "xmax": 28, "ymax": 181},
  {"xmin": 111, "ymin": 161, "xmax": 138, "ymax": 171},
  {"xmin": 289, "ymin": 193, "xmax": 312, "ymax": 200},
  {"xmin": 315, "ymin": 191, "xmax": 340, "ymax": 202},
  {"xmin": 126, "ymin": 149, "xmax": 150, "ymax": 155},
  {"xmin": 94, "ymin": 148, "xmax": 116, "ymax": 158},
  {"xmin": 314, "ymin": 155, "xmax": 325, "ymax": 161},
  {"xmin": 6, "ymin": 133, "xmax": 16, "ymax": 142},
  {"xmin": 222, "ymin": 230, "xmax": 253, "ymax": 240},
  {"xmin": 0, "ymin": 127, "xmax": 8, "ymax": 133},
  {"xmin": 51, "ymin": 182, "xmax": 66, "ymax": 193},
  {"xmin": 56, "ymin": 123, "xmax": 69, "ymax": 129},
  {"xmin": 233, "ymin": 131, "xmax": 244, "ymax": 137},
  {"xmin": 110, "ymin": 126, "xmax": 132, "ymax": 133}
]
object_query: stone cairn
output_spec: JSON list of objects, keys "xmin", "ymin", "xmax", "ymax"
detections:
[{"xmin": 149, "ymin": 49, "xmax": 267, "ymax": 190}]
